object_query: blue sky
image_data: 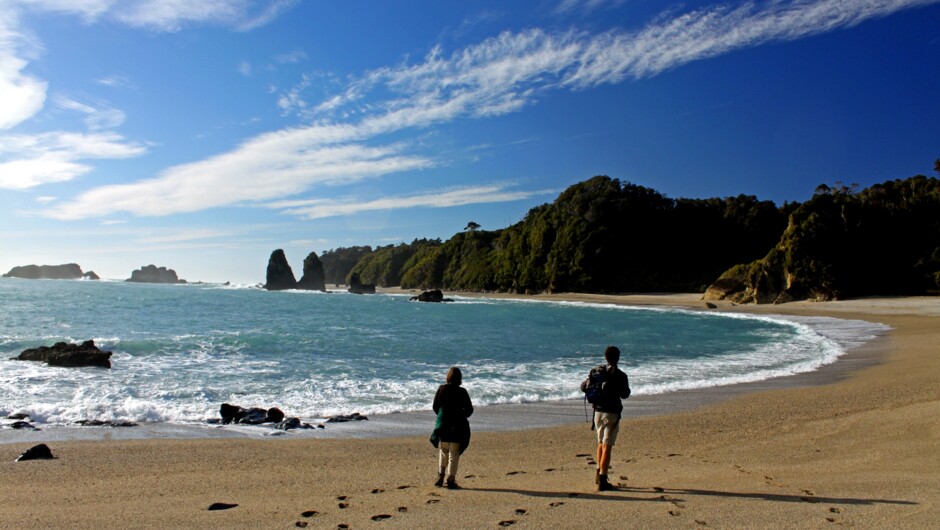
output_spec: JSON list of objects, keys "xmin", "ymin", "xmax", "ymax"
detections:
[{"xmin": 1, "ymin": 0, "xmax": 938, "ymax": 284}]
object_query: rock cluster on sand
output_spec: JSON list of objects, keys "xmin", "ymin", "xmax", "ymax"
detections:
[
  {"xmin": 410, "ymin": 289, "xmax": 453, "ymax": 303},
  {"xmin": 347, "ymin": 272, "xmax": 376, "ymax": 294},
  {"xmin": 15, "ymin": 444, "xmax": 54, "ymax": 462},
  {"xmin": 3, "ymin": 263, "xmax": 98, "ymax": 280},
  {"xmin": 217, "ymin": 403, "xmax": 317, "ymax": 431},
  {"xmin": 12, "ymin": 340, "xmax": 112, "ymax": 368},
  {"xmin": 126, "ymin": 265, "xmax": 184, "ymax": 284}
]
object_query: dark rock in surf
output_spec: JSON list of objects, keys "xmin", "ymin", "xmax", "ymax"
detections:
[
  {"xmin": 218, "ymin": 403, "xmax": 289, "ymax": 425},
  {"xmin": 6, "ymin": 413, "xmax": 29, "ymax": 420},
  {"xmin": 347, "ymin": 272, "xmax": 375, "ymax": 295},
  {"xmin": 16, "ymin": 444, "xmax": 54, "ymax": 461},
  {"xmin": 83, "ymin": 270, "xmax": 100, "ymax": 280},
  {"xmin": 297, "ymin": 252, "xmax": 326, "ymax": 291},
  {"xmin": 74, "ymin": 420, "xmax": 138, "ymax": 427},
  {"xmin": 12, "ymin": 340, "xmax": 112, "ymax": 368},
  {"xmin": 264, "ymin": 249, "xmax": 298, "ymax": 290},
  {"xmin": 126, "ymin": 264, "xmax": 183, "ymax": 284},
  {"xmin": 410, "ymin": 289, "xmax": 453, "ymax": 303},
  {"xmin": 10, "ymin": 421, "xmax": 39, "ymax": 430},
  {"xmin": 3, "ymin": 263, "xmax": 84, "ymax": 280},
  {"xmin": 326, "ymin": 412, "xmax": 369, "ymax": 423}
]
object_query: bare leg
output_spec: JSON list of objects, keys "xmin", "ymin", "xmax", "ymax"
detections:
[{"xmin": 599, "ymin": 444, "xmax": 612, "ymax": 475}]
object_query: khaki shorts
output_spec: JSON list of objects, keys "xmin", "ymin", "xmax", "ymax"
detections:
[{"xmin": 594, "ymin": 411, "xmax": 620, "ymax": 446}]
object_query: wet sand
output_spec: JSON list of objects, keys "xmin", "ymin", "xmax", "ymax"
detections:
[{"xmin": 1, "ymin": 294, "xmax": 937, "ymax": 528}]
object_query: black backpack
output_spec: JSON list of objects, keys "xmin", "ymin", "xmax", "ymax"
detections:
[{"xmin": 583, "ymin": 364, "xmax": 609, "ymax": 405}]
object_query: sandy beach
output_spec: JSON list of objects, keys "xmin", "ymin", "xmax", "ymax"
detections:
[{"xmin": 2, "ymin": 294, "xmax": 938, "ymax": 529}]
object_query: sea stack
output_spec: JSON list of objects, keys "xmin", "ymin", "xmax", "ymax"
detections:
[
  {"xmin": 264, "ymin": 249, "xmax": 297, "ymax": 290},
  {"xmin": 296, "ymin": 251, "xmax": 326, "ymax": 291}
]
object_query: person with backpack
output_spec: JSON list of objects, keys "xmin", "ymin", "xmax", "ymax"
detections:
[
  {"xmin": 430, "ymin": 366, "xmax": 474, "ymax": 489},
  {"xmin": 580, "ymin": 345, "xmax": 631, "ymax": 491}
]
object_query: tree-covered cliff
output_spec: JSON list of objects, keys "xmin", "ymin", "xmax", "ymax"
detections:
[{"xmin": 317, "ymin": 160, "xmax": 940, "ymax": 301}]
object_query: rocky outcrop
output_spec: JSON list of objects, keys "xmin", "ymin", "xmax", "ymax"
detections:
[
  {"xmin": 326, "ymin": 412, "xmax": 369, "ymax": 423},
  {"xmin": 16, "ymin": 444, "xmax": 54, "ymax": 461},
  {"xmin": 83, "ymin": 271, "xmax": 100, "ymax": 280},
  {"xmin": 347, "ymin": 272, "xmax": 376, "ymax": 294},
  {"xmin": 264, "ymin": 249, "xmax": 297, "ymax": 290},
  {"xmin": 297, "ymin": 252, "xmax": 326, "ymax": 291},
  {"xmin": 4, "ymin": 263, "xmax": 84, "ymax": 280},
  {"xmin": 126, "ymin": 265, "xmax": 183, "ymax": 284},
  {"xmin": 410, "ymin": 289, "xmax": 453, "ymax": 303},
  {"xmin": 12, "ymin": 340, "xmax": 112, "ymax": 368},
  {"xmin": 217, "ymin": 403, "xmax": 314, "ymax": 431},
  {"xmin": 702, "ymin": 278, "xmax": 745, "ymax": 301}
]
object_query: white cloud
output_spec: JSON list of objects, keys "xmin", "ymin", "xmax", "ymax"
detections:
[
  {"xmin": 0, "ymin": 131, "xmax": 147, "ymax": 189},
  {"xmin": 0, "ymin": 9, "xmax": 47, "ymax": 129},
  {"xmin": 137, "ymin": 229, "xmax": 232, "ymax": 244},
  {"xmin": 53, "ymin": 96, "xmax": 126, "ymax": 130},
  {"xmin": 267, "ymin": 184, "xmax": 554, "ymax": 220},
  {"xmin": 45, "ymin": 134, "xmax": 432, "ymax": 219},
  {"xmin": 237, "ymin": 61, "xmax": 252, "ymax": 76}
]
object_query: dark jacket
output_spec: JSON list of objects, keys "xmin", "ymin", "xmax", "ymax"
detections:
[
  {"xmin": 430, "ymin": 383, "xmax": 473, "ymax": 453},
  {"xmin": 581, "ymin": 364, "xmax": 630, "ymax": 414}
]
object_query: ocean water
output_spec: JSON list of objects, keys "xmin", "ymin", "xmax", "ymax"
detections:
[{"xmin": 0, "ymin": 278, "xmax": 888, "ymax": 427}]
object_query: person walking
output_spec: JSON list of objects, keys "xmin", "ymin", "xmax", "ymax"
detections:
[
  {"xmin": 430, "ymin": 366, "xmax": 474, "ymax": 489},
  {"xmin": 581, "ymin": 345, "xmax": 631, "ymax": 491}
]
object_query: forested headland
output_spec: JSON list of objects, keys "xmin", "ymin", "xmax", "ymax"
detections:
[{"xmin": 317, "ymin": 160, "xmax": 940, "ymax": 303}]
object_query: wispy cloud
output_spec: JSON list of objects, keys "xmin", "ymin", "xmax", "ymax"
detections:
[
  {"xmin": 137, "ymin": 228, "xmax": 233, "ymax": 244},
  {"xmin": 0, "ymin": 131, "xmax": 147, "ymax": 190},
  {"xmin": 35, "ymin": 0, "xmax": 940, "ymax": 220},
  {"xmin": 53, "ymin": 96, "xmax": 127, "ymax": 130},
  {"xmin": 0, "ymin": 9, "xmax": 47, "ymax": 130},
  {"xmin": 267, "ymin": 184, "xmax": 555, "ymax": 220}
]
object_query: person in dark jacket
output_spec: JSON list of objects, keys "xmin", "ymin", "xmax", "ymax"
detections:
[
  {"xmin": 580, "ymin": 345, "xmax": 631, "ymax": 491},
  {"xmin": 431, "ymin": 366, "xmax": 474, "ymax": 489}
]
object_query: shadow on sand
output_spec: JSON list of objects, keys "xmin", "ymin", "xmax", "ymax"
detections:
[{"xmin": 469, "ymin": 485, "xmax": 918, "ymax": 507}]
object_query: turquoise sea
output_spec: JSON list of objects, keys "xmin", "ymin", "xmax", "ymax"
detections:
[{"xmin": 0, "ymin": 278, "xmax": 888, "ymax": 427}]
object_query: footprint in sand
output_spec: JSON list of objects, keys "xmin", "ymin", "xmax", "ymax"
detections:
[
  {"xmin": 337, "ymin": 495, "xmax": 348, "ymax": 501},
  {"xmin": 498, "ymin": 520, "xmax": 516, "ymax": 527},
  {"xmin": 397, "ymin": 507, "xmax": 408, "ymax": 513},
  {"xmin": 505, "ymin": 471, "xmax": 526, "ymax": 476},
  {"xmin": 397, "ymin": 485, "xmax": 412, "ymax": 490},
  {"xmin": 619, "ymin": 475, "xmax": 628, "ymax": 481},
  {"xmin": 575, "ymin": 453, "xmax": 590, "ymax": 457},
  {"xmin": 668, "ymin": 509, "xmax": 681, "ymax": 516},
  {"xmin": 338, "ymin": 502, "xmax": 349, "ymax": 509},
  {"xmin": 695, "ymin": 519, "xmax": 708, "ymax": 526},
  {"xmin": 515, "ymin": 509, "xmax": 527, "ymax": 515},
  {"xmin": 371, "ymin": 514, "xmax": 392, "ymax": 521},
  {"xmin": 427, "ymin": 499, "xmax": 441, "ymax": 504},
  {"xmin": 337, "ymin": 525, "xmax": 350, "ymax": 529},
  {"xmin": 544, "ymin": 468, "xmax": 556, "ymax": 472},
  {"xmin": 549, "ymin": 502, "xmax": 564, "ymax": 508},
  {"xmin": 802, "ymin": 489, "xmax": 816, "ymax": 496},
  {"xmin": 207, "ymin": 503, "xmax": 238, "ymax": 511},
  {"xmin": 464, "ymin": 474, "xmax": 476, "ymax": 479},
  {"xmin": 371, "ymin": 488, "xmax": 385, "ymax": 494},
  {"xmin": 295, "ymin": 523, "xmax": 308, "ymax": 528},
  {"xmin": 301, "ymin": 511, "xmax": 319, "ymax": 517}
]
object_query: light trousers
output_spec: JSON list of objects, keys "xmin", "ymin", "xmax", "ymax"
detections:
[{"xmin": 438, "ymin": 441, "xmax": 461, "ymax": 478}]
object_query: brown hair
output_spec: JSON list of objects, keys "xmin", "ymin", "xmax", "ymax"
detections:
[
  {"xmin": 604, "ymin": 345, "xmax": 621, "ymax": 365},
  {"xmin": 446, "ymin": 366, "xmax": 463, "ymax": 386}
]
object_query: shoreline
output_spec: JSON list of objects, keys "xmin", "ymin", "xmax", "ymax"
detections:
[
  {"xmin": 2, "ymin": 293, "xmax": 937, "ymax": 528},
  {"xmin": 0, "ymin": 293, "xmax": 889, "ymax": 444}
]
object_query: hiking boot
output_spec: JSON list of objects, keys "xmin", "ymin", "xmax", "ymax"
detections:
[
  {"xmin": 446, "ymin": 478, "xmax": 460, "ymax": 490},
  {"xmin": 595, "ymin": 469, "xmax": 601, "ymax": 485},
  {"xmin": 597, "ymin": 474, "xmax": 614, "ymax": 492},
  {"xmin": 434, "ymin": 473, "xmax": 444, "ymax": 487}
]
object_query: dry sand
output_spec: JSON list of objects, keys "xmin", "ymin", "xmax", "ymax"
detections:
[{"xmin": 1, "ymin": 294, "xmax": 938, "ymax": 529}]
